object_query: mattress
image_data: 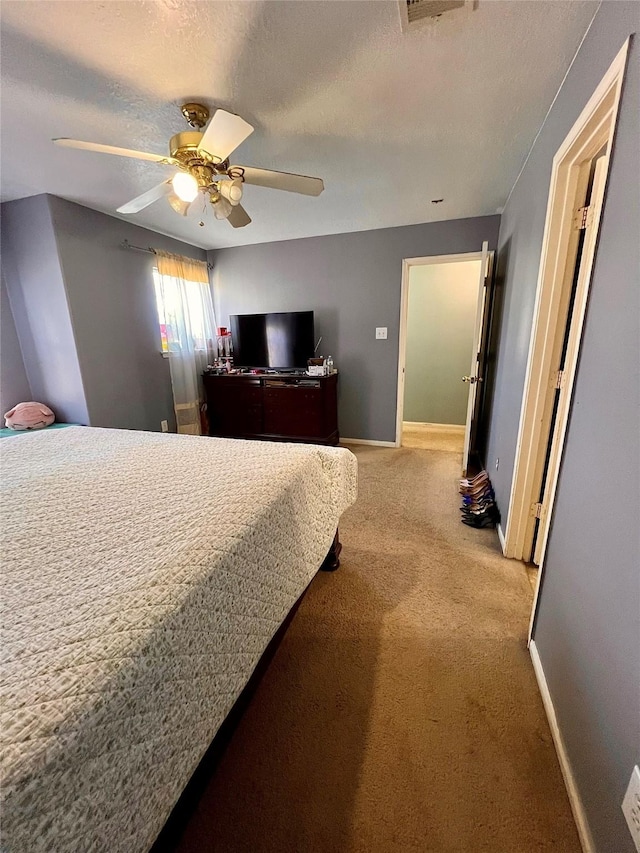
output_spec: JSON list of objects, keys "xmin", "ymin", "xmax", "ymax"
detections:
[{"xmin": 0, "ymin": 427, "xmax": 357, "ymax": 853}]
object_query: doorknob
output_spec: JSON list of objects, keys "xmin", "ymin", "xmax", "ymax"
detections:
[{"xmin": 462, "ymin": 376, "xmax": 482, "ymax": 384}]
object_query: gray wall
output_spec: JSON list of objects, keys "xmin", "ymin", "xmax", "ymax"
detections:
[
  {"xmin": 404, "ymin": 260, "xmax": 480, "ymax": 425},
  {"xmin": 485, "ymin": 4, "xmax": 639, "ymax": 850},
  {"xmin": 209, "ymin": 216, "xmax": 499, "ymax": 442},
  {"xmin": 1, "ymin": 272, "xmax": 31, "ymax": 415},
  {"xmin": 47, "ymin": 196, "xmax": 207, "ymax": 432},
  {"xmin": 1, "ymin": 194, "xmax": 207, "ymax": 432},
  {"xmin": 1, "ymin": 195, "xmax": 89, "ymax": 424}
]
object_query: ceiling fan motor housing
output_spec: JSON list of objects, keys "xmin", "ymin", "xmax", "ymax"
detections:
[
  {"xmin": 180, "ymin": 103, "xmax": 210, "ymax": 129},
  {"xmin": 170, "ymin": 132, "xmax": 241, "ymax": 196},
  {"xmin": 170, "ymin": 131, "xmax": 214, "ymax": 161}
]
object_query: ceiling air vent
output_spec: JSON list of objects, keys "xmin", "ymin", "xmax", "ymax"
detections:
[{"xmin": 399, "ymin": 0, "xmax": 475, "ymax": 31}]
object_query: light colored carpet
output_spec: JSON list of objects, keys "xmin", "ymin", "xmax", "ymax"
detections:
[
  {"xmin": 173, "ymin": 445, "xmax": 580, "ymax": 853},
  {"xmin": 402, "ymin": 422, "xmax": 465, "ymax": 453}
]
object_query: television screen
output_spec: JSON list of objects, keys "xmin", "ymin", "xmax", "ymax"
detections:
[{"xmin": 230, "ymin": 311, "xmax": 315, "ymax": 369}]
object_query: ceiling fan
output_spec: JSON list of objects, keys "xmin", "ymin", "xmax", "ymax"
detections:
[{"xmin": 52, "ymin": 103, "xmax": 324, "ymax": 229}]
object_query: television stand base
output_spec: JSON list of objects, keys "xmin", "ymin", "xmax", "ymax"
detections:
[{"xmin": 204, "ymin": 371, "xmax": 339, "ymax": 446}]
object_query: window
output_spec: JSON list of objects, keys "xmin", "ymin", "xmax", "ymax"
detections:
[
  {"xmin": 152, "ymin": 268, "xmax": 214, "ymax": 355},
  {"xmin": 153, "ymin": 254, "xmax": 216, "ymax": 435}
]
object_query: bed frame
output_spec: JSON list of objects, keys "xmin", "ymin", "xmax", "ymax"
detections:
[{"xmin": 149, "ymin": 529, "xmax": 341, "ymax": 851}]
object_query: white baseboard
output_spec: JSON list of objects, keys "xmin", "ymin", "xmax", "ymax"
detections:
[
  {"xmin": 529, "ymin": 640, "xmax": 595, "ymax": 853},
  {"xmin": 403, "ymin": 421, "xmax": 465, "ymax": 434},
  {"xmin": 340, "ymin": 438, "xmax": 396, "ymax": 448},
  {"xmin": 496, "ymin": 522, "xmax": 506, "ymax": 555}
]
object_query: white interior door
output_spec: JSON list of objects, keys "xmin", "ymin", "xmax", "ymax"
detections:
[
  {"xmin": 531, "ymin": 154, "xmax": 608, "ymax": 566},
  {"xmin": 461, "ymin": 241, "xmax": 490, "ymax": 475}
]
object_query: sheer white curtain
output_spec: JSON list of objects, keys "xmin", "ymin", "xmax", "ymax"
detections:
[{"xmin": 155, "ymin": 252, "xmax": 216, "ymax": 435}]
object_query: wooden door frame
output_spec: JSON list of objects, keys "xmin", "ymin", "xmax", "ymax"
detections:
[
  {"xmin": 395, "ymin": 251, "xmax": 486, "ymax": 448},
  {"xmin": 496, "ymin": 41, "xmax": 629, "ymax": 640}
]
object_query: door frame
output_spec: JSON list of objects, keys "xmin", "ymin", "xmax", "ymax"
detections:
[
  {"xmin": 395, "ymin": 250, "xmax": 487, "ymax": 449},
  {"xmin": 497, "ymin": 40, "xmax": 629, "ymax": 639}
]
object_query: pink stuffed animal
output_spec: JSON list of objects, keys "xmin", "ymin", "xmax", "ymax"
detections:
[{"xmin": 4, "ymin": 402, "xmax": 55, "ymax": 431}]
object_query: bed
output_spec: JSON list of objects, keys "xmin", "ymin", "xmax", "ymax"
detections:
[{"xmin": 0, "ymin": 426, "xmax": 357, "ymax": 853}]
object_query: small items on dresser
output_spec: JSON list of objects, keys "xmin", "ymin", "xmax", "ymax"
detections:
[
  {"xmin": 307, "ymin": 355, "xmax": 335, "ymax": 377},
  {"xmin": 216, "ymin": 327, "xmax": 233, "ymax": 359},
  {"xmin": 459, "ymin": 470, "xmax": 500, "ymax": 528},
  {"xmin": 307, "ymin": 360, "xmax": 326, "ymax": 376}
]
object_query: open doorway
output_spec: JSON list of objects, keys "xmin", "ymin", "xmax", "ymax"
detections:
[
  {"xmin": 401, "ymin": 259, "xmax": 482, "ymax": 455},
  {"xmin": 396, "ymin": 245, "xmax": 493, "ymax": 475},
  {"xmin": 495, "ymin": 41, "xmax": 629, "ymax": 641}
]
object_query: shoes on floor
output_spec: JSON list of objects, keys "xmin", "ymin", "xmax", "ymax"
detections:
[
  {"xmin": 460, "ymin": 501, "xmax": 494, "ymax": 514},
  {"xmin": 461, "ymin": 511, "xmax": 498, "ymax": 529},
  {"xmin": 461, "ymin": 487, "xmax": 494, "ymax": 506},
  {"xmin": 459, "ymin": 482, "xmax": 492, "ymax": 497},
  {"xmin": 461, "ymin": 503, "xmax": 499, "ymax": 518},
  {"xmin": 459, "ymin": 472, "xmax": 489, "ymax": 489},
  {"xmin": 460, "ymin": 470, "xmax": 488, "ymax": 484},
  {"xmin": 458, "ymin": 470, "xmax": 499, "ymax": 528},
  {"xmin": 462, "ymin": 488, "xmax": 494, "ymax": 504}
]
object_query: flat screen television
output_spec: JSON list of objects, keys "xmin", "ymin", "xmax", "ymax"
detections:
[{"xmin": 230, "ymin": 311, "xmax": 315, "ymax": 370}]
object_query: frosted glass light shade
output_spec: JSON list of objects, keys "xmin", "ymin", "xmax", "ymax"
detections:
[
  {"xmin": 167, "ymin": 193, "xmax": 191, "ymax": 216},
  {"xmin": 172, "ymin": 171, "xmax": 199, "ymax": 202},
  {"xmin": 213, "ymin": 196, "xmax": 233, "ymax": 220},
  {"xmin": 219, "ymin": 179, "xmax": 243, "ymax": 206}
]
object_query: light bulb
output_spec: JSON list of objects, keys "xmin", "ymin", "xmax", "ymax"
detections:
[
  {"xmin": 219, "ymin": 178, "xmax": 243, "ymax": 206},
  {"xmin": 172, "ymin": 171, "xmax": 199, "ymax": 203}
]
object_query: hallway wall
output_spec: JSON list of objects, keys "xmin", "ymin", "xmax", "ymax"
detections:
[{"xmin": 484, "ymin": 4, "xmax": 639, "ymax": 849}]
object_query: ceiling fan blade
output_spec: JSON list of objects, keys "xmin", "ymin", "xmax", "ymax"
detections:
[
  {"xmin": 237, "ymin": 166, "xmax": 324, "ymax": 196},
  {"xmin": 116, "ymin": 181, "xmax": 172, "ymax": 214},
  {"xmin": 227, "ymin": 204, "xmax": 251, "ymax": 228},
  {"xmin": 199, "ymin": 110, "xmax": 254, "ymax": 162},
  {"xmin": 53, "ymin": 138, "xmax": 177, "ymax": 165}
]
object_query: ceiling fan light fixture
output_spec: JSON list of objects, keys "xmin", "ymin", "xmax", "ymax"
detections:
[
  {"xmin": 54, "ymin": 104, "xmax": 324, "ymax": 230},
  {"xmin": 218, "ymin": 178, "xmax": 243, "ymax": 206},
  {"xmin": 212, "ymin": 195, "xmax": 233, "ymax": 220},
  {"xmin": 172, "ymin": 171, "xmax": 199, "ymax": 202},
  {"xmin": 167, "ymin": 192, "xmax": 191, "ymax": 217}
]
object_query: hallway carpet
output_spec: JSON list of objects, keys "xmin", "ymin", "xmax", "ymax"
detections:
[
  {"xmin": 402, "ymin": 422, "xmax": 465, "ymax": 453},
  {"xmin": 173, "ymin": 445, "xmax": 581, "ymax": 853}
]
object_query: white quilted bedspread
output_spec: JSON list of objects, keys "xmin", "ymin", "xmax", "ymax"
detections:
[{"xmin": 0, "ymin": 427, "xmax": 357, "ymax": 853}]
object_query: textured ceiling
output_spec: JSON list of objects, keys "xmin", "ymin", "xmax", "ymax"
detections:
[{"xmin": 0, "ymin": 0, "xmax": 597, "ymax": 249}]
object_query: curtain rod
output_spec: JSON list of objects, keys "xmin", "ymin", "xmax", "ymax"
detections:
[{"xmin": 120, "ymin": 239, "xmax": 213, "ymax": 270}]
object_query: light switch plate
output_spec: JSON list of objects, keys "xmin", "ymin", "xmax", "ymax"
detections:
[
  {"xmin": 376, "ymin": 327, "xmax": 388, "ymax": 340},
  {"xmin": 622, "ymin": 765, "xmax": 640, "ymax": 852}
]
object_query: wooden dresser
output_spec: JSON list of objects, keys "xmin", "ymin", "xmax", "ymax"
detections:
[{"xmin": 203, "ymin": 372, "xmax": 339, "ymax": 446}]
